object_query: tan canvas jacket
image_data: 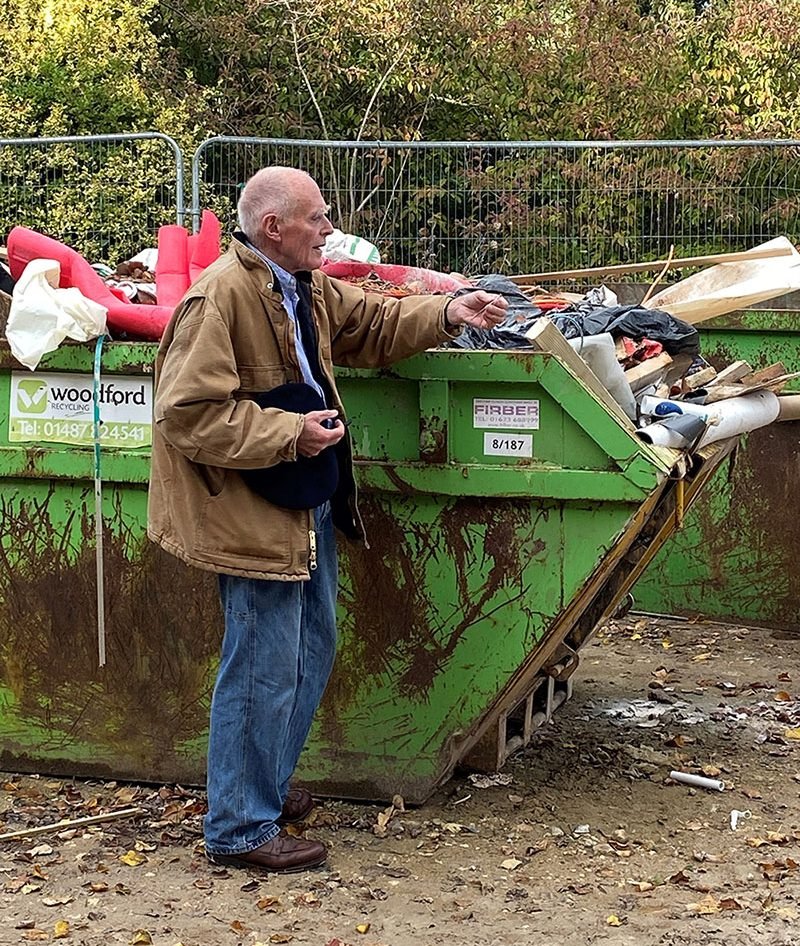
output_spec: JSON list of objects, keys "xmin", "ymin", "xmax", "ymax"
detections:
[{"xmin": 147, "ymin": 238, "xmax": 454, "ymax": 580}]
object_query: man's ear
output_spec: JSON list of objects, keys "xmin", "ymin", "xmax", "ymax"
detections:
[{"xmin": 261, "ymin": 212, "xmax": 282, "ymax": 243}]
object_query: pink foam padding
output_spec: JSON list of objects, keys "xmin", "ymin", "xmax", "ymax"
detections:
[
  {"xmin": 7, "ymin": 227, "xmax": 173, "ymax": 341},
  {"xmin": 320, "ymin": 260, "xmax": 471, "ymax": 292},
  {"xmin": 156, "ymin": 224, "xmax": 191, "ymax": 309},
  {"xmin": 189, "ymin": 210, "xmax": 222, "ymax": 282}
]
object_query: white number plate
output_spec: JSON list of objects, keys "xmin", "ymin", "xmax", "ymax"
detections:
[{"xmin": 483, "ymin": 432, "xmax": 533, "ymax": 458}]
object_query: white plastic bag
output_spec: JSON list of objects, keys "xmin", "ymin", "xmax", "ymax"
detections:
[
  {"xmin": 7, "ymin": 259, "xmax": 107, "ymax": 370},
  {"xmin": 323, "ymin": 228, "xmax": 381, "ymax": 264}
]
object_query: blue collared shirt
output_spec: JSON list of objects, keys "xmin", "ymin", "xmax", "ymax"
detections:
[{"xmin": 245, "ymin": 240, "xmax": 326, "ymax": 403}]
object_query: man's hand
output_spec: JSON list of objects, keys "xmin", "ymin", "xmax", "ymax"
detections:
[
  {"xmin": 446, "ymin": 291, "xmax": 508, "ymax": 330},
  {"xmin": 297, "ymin": 410, "xmax": 346, "ymax": 457}
]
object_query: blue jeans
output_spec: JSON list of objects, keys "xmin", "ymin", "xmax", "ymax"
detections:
[{"xmin": 204, "ymin": 503, "xmax": 338, "ymax": 855}]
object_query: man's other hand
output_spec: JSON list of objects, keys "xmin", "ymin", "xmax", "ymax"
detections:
[{"xmin": 297, "ymin": 410, "xmax": 346, "ymax": 457}]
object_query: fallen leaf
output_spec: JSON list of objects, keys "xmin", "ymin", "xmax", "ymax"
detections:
[
  {"xmin": 775, "ymin": 907, "xmax": 799, "ymax": 921},
  {"xmin": 701, "ymin": 765, "xmax": 722, "ymax": 778},
  {"xmin": 742, "ymin": 788, "xmax": 763, "ymax": 800},
  {"xmin": 53, "ymin": 921, "xmax": 70, "ymax": 940},
  {"xmin": 629, "ymin": 881, "xmax": 654, "ymax": 892},
  {"xmin": 355, "ymin": 924, "xmax": 370, "ymax": 934},
  {"xmin": 525, "ymin": 838, "xmax": 550, "ymax": 855},
  {"xmin": 269, "ymin": 935, "xmax": 294, "ymax": 944},
  {"xmin": 130, "ymin": 932, "xmax": 152, "ymax": 946},
  {"xmin": 293, "ymin": 892, "xmax": 320, "ymax": 907},
  {"xmin": 118, "ymin": 850, "xmax": 147, "ymax": 867},
  {"xmin": 783, "ymin": 728, "xmax": 800, "ymax": 740},
  {"xmin": 27, "ymin": 844, "xmax": 54, "ymax": 857},
  {"xmin": 719, "ymin": 898, "xmax": 743, "ymax": 911},
  {"xmin": 774, "ymin": 691, "xmax": 792, "ymax": 702},
  {"xmin": 500, "ymin": 858, "xmax": 523, "ymax": 871},
  {"xmin": 257, "ymin": 896, "xmax": 282, "ymax": 912},
  {"xmin": 687, "ymin": 894, "xmax": 720, "ymax": 915},
  {"xmin": 22, "ymin": 931, "xmax": 49, "ymax": 942},
  {"xmin": 43, "ymin": 896, "xmax": 73, "ymax": 907},
  {"xmin": 230, "ymin": 921, "xmax": 249, "ymax": 934},
  {"xmin": 606, "ymin": 914, "xmax": 625, "ymax": 926}
]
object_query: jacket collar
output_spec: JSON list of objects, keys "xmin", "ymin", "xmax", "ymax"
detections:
[{"xmin": 232, "ymin": 232, "xmax": 314, "ymax": 295}]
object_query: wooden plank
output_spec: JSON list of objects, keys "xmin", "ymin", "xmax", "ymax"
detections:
[
  {"xmin": 703, "ymin": 370, "xmax": 800, "ymax": 403},
  {"xmin": 740, "ymin": 362, "xmax": 787, "ymax": 386},
  {"xmin": 680, "ymin": 365, "xmax": 718, "ymax": 393},
  {"xmin": 623, "ymin": 352, "xmax": 674, "ymax": 392},
  {"xmin": 510, "ymin": 245, "xmax": 794, "ymax": 285},
  {"xmin": 707, "ymin": 360, "xmax": 752, "ymax": 386},
  {"xmin": 524, "ymin": 318, "xmax": 635, "ymax": 429}
]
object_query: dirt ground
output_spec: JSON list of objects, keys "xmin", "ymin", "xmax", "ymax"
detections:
[{"xmin": 1, "ymin": 614, "xmax": 799, "ymax": 946}]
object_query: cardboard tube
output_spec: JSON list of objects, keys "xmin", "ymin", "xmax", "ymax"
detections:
[{"xmin": 777, "ymin": 394, "xmax": 800, "ymax": 422}]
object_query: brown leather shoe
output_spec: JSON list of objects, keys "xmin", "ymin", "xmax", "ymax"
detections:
[
  {"xmin": 278, "ymin": 787, "xmax": 315, "ymax": 824},
  {"xmin": 207, "ymin": 831, "xmax": 327, "ymax": 873}
]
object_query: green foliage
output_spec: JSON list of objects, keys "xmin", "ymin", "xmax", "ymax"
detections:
[
  {"xmin": 0, "ymin": 0, "xmax": 210, "ymax": 259},
  {"xmin": 5, "ymin": 0, "xmax": 800, "ymax": 270}
]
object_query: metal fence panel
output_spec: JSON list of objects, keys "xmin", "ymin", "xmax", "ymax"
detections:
[
  {"xmin": 0, "ymin": 133, "xmax": 185, "ymax": 264},
  {"xmin": 192, "ymin": 137, "xmax": 800, "ymax": 276}
]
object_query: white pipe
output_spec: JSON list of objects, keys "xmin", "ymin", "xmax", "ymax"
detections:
[
  {"xmin": 638, "ymin": 391, "xmax": 780, "ymax": 449},
  {"xmin": 635, "ymin": 411, "xmax": 707, "ymax": 448},
  {"xmin": 636, "ymin": 422, "xmax": 693, "ymax": 448},
  {"xmin": 696, "ymin": 390, "xmax": 779, "ymax": 447},
  {"xmin": 640, "ymin": 395, "xmax": 710, "ymax": 419},
  {"xmin": 669, "ymin": 770, "xmax": 726, "ymax": 792}
]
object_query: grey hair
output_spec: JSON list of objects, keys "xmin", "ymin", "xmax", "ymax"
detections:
[{"xmin": 237, "ymin": 167, "xmax": 317, "ymax": 243}]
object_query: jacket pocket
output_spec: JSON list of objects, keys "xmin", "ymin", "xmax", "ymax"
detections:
[
  {"xmin": 194, "ymin": 472, "xmax": 302, "ymax": 566},
  {"xmin": 238, "ymin": 364, "xmax": 292, "ymax": 393}
]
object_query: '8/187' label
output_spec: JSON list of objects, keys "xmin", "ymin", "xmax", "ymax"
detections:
[{"xmin": 483, "ymin": 432, "xmax": 533, "ymax": 458}]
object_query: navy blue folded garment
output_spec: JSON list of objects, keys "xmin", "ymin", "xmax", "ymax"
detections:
[{"xmin": 241, "ymin": 382, "xmax": 339, "ymax": 510}]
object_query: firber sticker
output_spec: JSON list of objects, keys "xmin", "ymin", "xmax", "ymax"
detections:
[
  {"xmin": 10, "ymin": 372, "xmax": 153, "ymax": 448},
  {"xmin": 473, "ymin": 398, "xmax": 540, "ymax": 430}
]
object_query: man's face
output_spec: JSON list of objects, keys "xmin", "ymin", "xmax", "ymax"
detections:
[{"xmin": 270, "ymin": 179, "xmax": 334, "ymax": 273}]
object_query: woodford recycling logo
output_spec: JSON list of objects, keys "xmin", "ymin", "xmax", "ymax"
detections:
[{"xmin": 9, "ymin": 372, "xmax": 153, "ymax": 449}]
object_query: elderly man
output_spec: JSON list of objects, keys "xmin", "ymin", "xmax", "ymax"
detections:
[{"xmin": 148, "ymin": 167, "xmax": 507, "ymax": 873}]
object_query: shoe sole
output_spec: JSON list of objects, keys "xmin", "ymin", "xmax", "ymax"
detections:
[{"xmin": 206, "ymin": 852, "xmax": 327, "ymax": 874}]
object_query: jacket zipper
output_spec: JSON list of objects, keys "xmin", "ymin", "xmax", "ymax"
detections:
[{"xmin": 308, "ymin": 524, "xmax": 318, "ymax": 571}]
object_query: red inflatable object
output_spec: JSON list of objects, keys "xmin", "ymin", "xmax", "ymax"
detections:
[
  {"xmin": 7, "ymin": 227, "xmax": 174, "ymax": 341},
  {"xmin": 189, "ymin": 210, "xmax": 222, "ymax": 281},
  {"xmin": 155, "ymin": 224, "xmax": 191, "ymax": 308},
  {"xmin": 321, "ymin": 260, "xmax": 471, "ymax": 293}
]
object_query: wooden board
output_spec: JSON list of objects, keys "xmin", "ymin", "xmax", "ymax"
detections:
[
  {"xmin": 703, "ymin": 370, "xmax": 800, "ymax": 404},
  {"xmin": 707, "ymin": 361, "xmax": 752, "ymax": 386},
  {"xmin": 510, "ymin": 245, "xmax": 795, "ymax": 285},
  {"xmin": 623, "ymin": 352, "xmax": 674, "ymax": 392}
]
